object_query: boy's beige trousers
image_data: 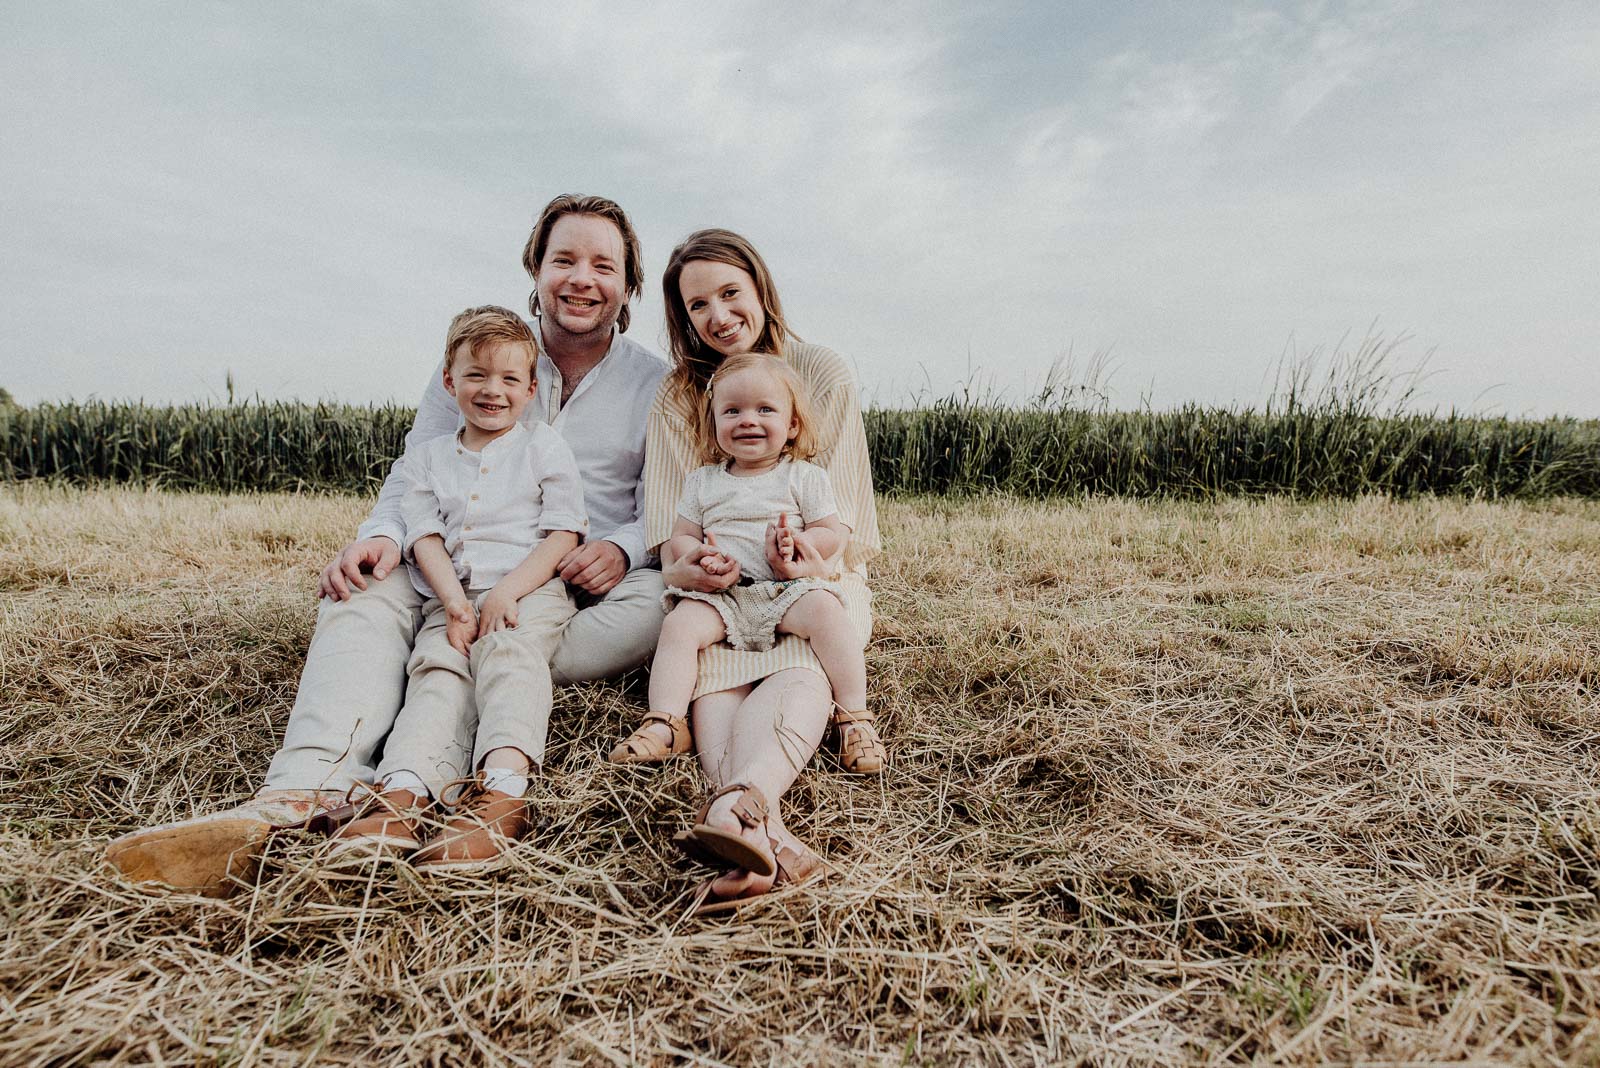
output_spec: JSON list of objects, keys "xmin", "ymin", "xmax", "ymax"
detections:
[{"xmin": 264, "ymin": 567, "xmax": 665, "ymax": 795}]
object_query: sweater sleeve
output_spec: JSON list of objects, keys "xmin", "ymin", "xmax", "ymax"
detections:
[
  {"xmin": 804, "ymin": 350, "xmax": 881, "ymax": 567},
  {"xmin": 642, "ymin": 391, "xmax": 700, "ymax": 555}
]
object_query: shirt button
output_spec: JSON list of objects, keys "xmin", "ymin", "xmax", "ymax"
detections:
[
  {"xmin": 470, "ymin": 494, "xmax": 479, "ymax": 501},
  {"xmin": 481, "ymin": 466, "xmax": 489, "ymax": 474},
  {"xmin": 465, "ymin": 525, "xmax": 474, "ymax": 532}
]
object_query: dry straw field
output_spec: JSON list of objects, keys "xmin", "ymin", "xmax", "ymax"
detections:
[{"xmin": 2, "ymin": 484, "xmax": 1598, "ymax": 1065}]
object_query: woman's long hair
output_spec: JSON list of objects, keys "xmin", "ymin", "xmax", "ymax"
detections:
[{"xmin": 661, "ymin": 229, "xmax": 800, "ymax": 443}]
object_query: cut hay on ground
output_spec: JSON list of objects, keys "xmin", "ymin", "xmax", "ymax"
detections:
[{"xmin": 1, "ymin": 485, "xmax": 1597, "ymax": 1064}]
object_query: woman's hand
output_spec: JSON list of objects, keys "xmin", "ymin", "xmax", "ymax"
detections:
[
  {"xmin": 765, "ymin": 516, "xmax": 832, "ymax": 579},
  {"xmin": 664, "ymin": 533, "xmax": 741, "ymax": 592}
]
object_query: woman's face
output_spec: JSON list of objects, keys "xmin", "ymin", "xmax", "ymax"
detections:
[{"xmin": 679, "ymin": 259, "xmax": 766, "ymax": 358}]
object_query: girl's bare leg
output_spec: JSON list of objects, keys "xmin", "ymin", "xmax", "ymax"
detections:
[
  {"xmin": 691, "ymin": 668, "xmax": 830, "ymax": 897},
  {"xmin": 777, "ymin": 591, "xmax": 867, "ymax": 711},
  {"xmin": 623, "ymin": 601, "xmax": 725, "ymax": 755}
]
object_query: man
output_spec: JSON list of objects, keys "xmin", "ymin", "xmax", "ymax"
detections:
[{"xmin": 105, "ymin": 194, "xmax": 668, "ymax": 894}]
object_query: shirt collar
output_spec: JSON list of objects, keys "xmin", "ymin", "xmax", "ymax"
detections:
[{"xmin": 455, "ymin": 420, "xmax": 527, "ymax": 455}]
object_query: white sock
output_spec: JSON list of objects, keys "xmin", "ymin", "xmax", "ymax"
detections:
[
  {"xmin": 481, "ymin": 766, "xmax": 529, "ymax": 797},
  {"xmin": 379, "ymin": 771, "xmax": 431, "ymax": 800}
]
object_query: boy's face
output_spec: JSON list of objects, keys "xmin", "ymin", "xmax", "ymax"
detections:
[{"xmin": 443, "ymin": 339, "xmax": 537, "ymax": 439}]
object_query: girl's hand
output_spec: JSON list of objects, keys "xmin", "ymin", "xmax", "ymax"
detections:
[
  {"xmin": 664, "ymin": 533, "xmax": 741, "ymax": 592},
  {"xmin": 775, "ymin": 514, "xmax": 796, "ymax": 563},
  {"xmin": 765, "ymin": 521, "xmax": 829, "ymax": 579},
  {"xmin": 444, "ymin": 600, "xmax": 478, "ymax": 657},
  {"xmin": 697, "ymin": 533, "xmax": 737, "ymax": 576},
  {"xmin": 477, "ymin": 588, "xmax": 519, "ymax": 637}
]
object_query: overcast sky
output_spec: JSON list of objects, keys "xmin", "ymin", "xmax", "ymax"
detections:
[{"xmin": 4, "ymin": 2, "xmax": 1597, "ymax": 415}]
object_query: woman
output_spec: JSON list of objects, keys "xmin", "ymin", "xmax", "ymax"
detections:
[{"xmin": 613, "ymin": 229, "xmax": 885, "ymax": 905}]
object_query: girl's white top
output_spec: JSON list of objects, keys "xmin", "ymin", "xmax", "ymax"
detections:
[
  {"xmin": 676, "ymin": 457, "xmax": 839, "ymax": 583},
  {"xmin": 399, "ymin": 421, "xmax": 587, "ymax": 598}
]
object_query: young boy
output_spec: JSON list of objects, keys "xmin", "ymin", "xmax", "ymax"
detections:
[{"xmin": 328, "ymin": 305, "xmax": 587, "ymax": 871}]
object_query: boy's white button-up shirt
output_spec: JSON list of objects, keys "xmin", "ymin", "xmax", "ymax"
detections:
[
  {"xmin": 358, "ymin": 330, "xmax": 668, "ymax": 570},
  {"xmin": 399, "ymin": 421, "xmax": 587, "ymax": 598}
]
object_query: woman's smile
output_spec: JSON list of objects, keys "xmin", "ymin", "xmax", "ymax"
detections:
[{"xmin": 679, "ymin": 259, "xmax": 766, "ymax": 358}]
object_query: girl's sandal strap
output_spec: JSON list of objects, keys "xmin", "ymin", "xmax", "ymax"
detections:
[
  {"xmin": 607, "ymin": 711, "xmax": 691, "ymax": 763},
  {"xmin": 832, "ymin": 710, "xmax": 886, "ymax": 774}
]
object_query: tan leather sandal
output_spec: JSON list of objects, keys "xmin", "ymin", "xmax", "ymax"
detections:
[
  {"xmin": 831, "ymin": 708, "xmax": 886, "ymax": 774},
  {"xmin": 671, "ymin": 783, "xmax": 776, "ymax": 878},
  {"xmin": 691, "ymin": 833, "xmax": 827, "ymax": 916},
  {"xmin": 607, "ymin": 710, "xmax": 691, "ymax": 764}
]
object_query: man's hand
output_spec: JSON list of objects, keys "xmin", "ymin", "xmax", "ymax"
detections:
[
  {"xmin": 557, "ymin": 540, "xmax": 628, "ymax": 597},
  {"xmin": 477, "ymin": 588, "xmax": 519, "ymax": 637},
  {"xmin": 444, "ymin": 599, "xmax": 478, "ymax": 657},
  {"xmin": 318, "ymin": 537, "xmax": 402, "ymax": 600}
]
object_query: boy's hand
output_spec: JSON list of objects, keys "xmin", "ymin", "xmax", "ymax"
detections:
[
  {"xmin": 444, "ymin": 600, "xmax": 478, "ymax": 657},
  {"xmin": 477, "ymin": 588, "xmax": 520, "ymax": 637}
]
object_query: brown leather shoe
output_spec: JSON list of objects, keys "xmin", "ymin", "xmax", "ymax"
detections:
[
  {"xmin": 410, "ymin": 779, "xmax": 532, "ymax": 873},
  {"xmin": 325, "ymin": 787, "xmax": 432, "ymax": 860},
  {"xmin": 104, "ymin": 790, "xmax": 348, "ymax": 897}
]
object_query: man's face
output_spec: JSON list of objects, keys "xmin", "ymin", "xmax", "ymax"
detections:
[{"xmin": 534, "ymin": 213, "xmax": 627, "ymax": 344}]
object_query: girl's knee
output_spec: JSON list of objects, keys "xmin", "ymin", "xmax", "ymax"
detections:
[
  {"xmin": 662, "ymin": 602, "xmax": 720, "ymax": 641},
  {"xmin": 793, "ymin": 590, "xmax": 847, "ymax": 625}
]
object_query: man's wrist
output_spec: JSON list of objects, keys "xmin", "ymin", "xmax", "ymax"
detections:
[{"xmin": 602, "ymin": 538, "xmax": 632, "ymax": 571}]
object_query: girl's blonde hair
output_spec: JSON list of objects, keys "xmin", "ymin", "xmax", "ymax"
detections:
[
  {"xmin": 698, "ymin": 353, "xmax": 819, "ymax": 466},
  {"xmin": 661, "ymin": 229, "xmax": 801, "ymax": 445}
]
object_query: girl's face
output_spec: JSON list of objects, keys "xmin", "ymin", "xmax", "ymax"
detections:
[
  {"xmin": 711, "ymin": 366, "xmax": 797, "ymax": 471},
  {"xmin": 679, "ymin": 259, "xmax": 766, "ymax": 358}
]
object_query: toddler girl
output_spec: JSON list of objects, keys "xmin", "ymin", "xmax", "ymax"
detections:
[{"xmin": 611, "ymin": 353, "xmax": 867, "ymax": 763}]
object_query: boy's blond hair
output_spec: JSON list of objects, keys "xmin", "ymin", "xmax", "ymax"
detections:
[
  {"xmin": 444, "ymin": 306, "xmax": 537, "ymax": 370},
  {"xmin": 699, "ymin": 354, "xmax": 819, "ymax": 466}
]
